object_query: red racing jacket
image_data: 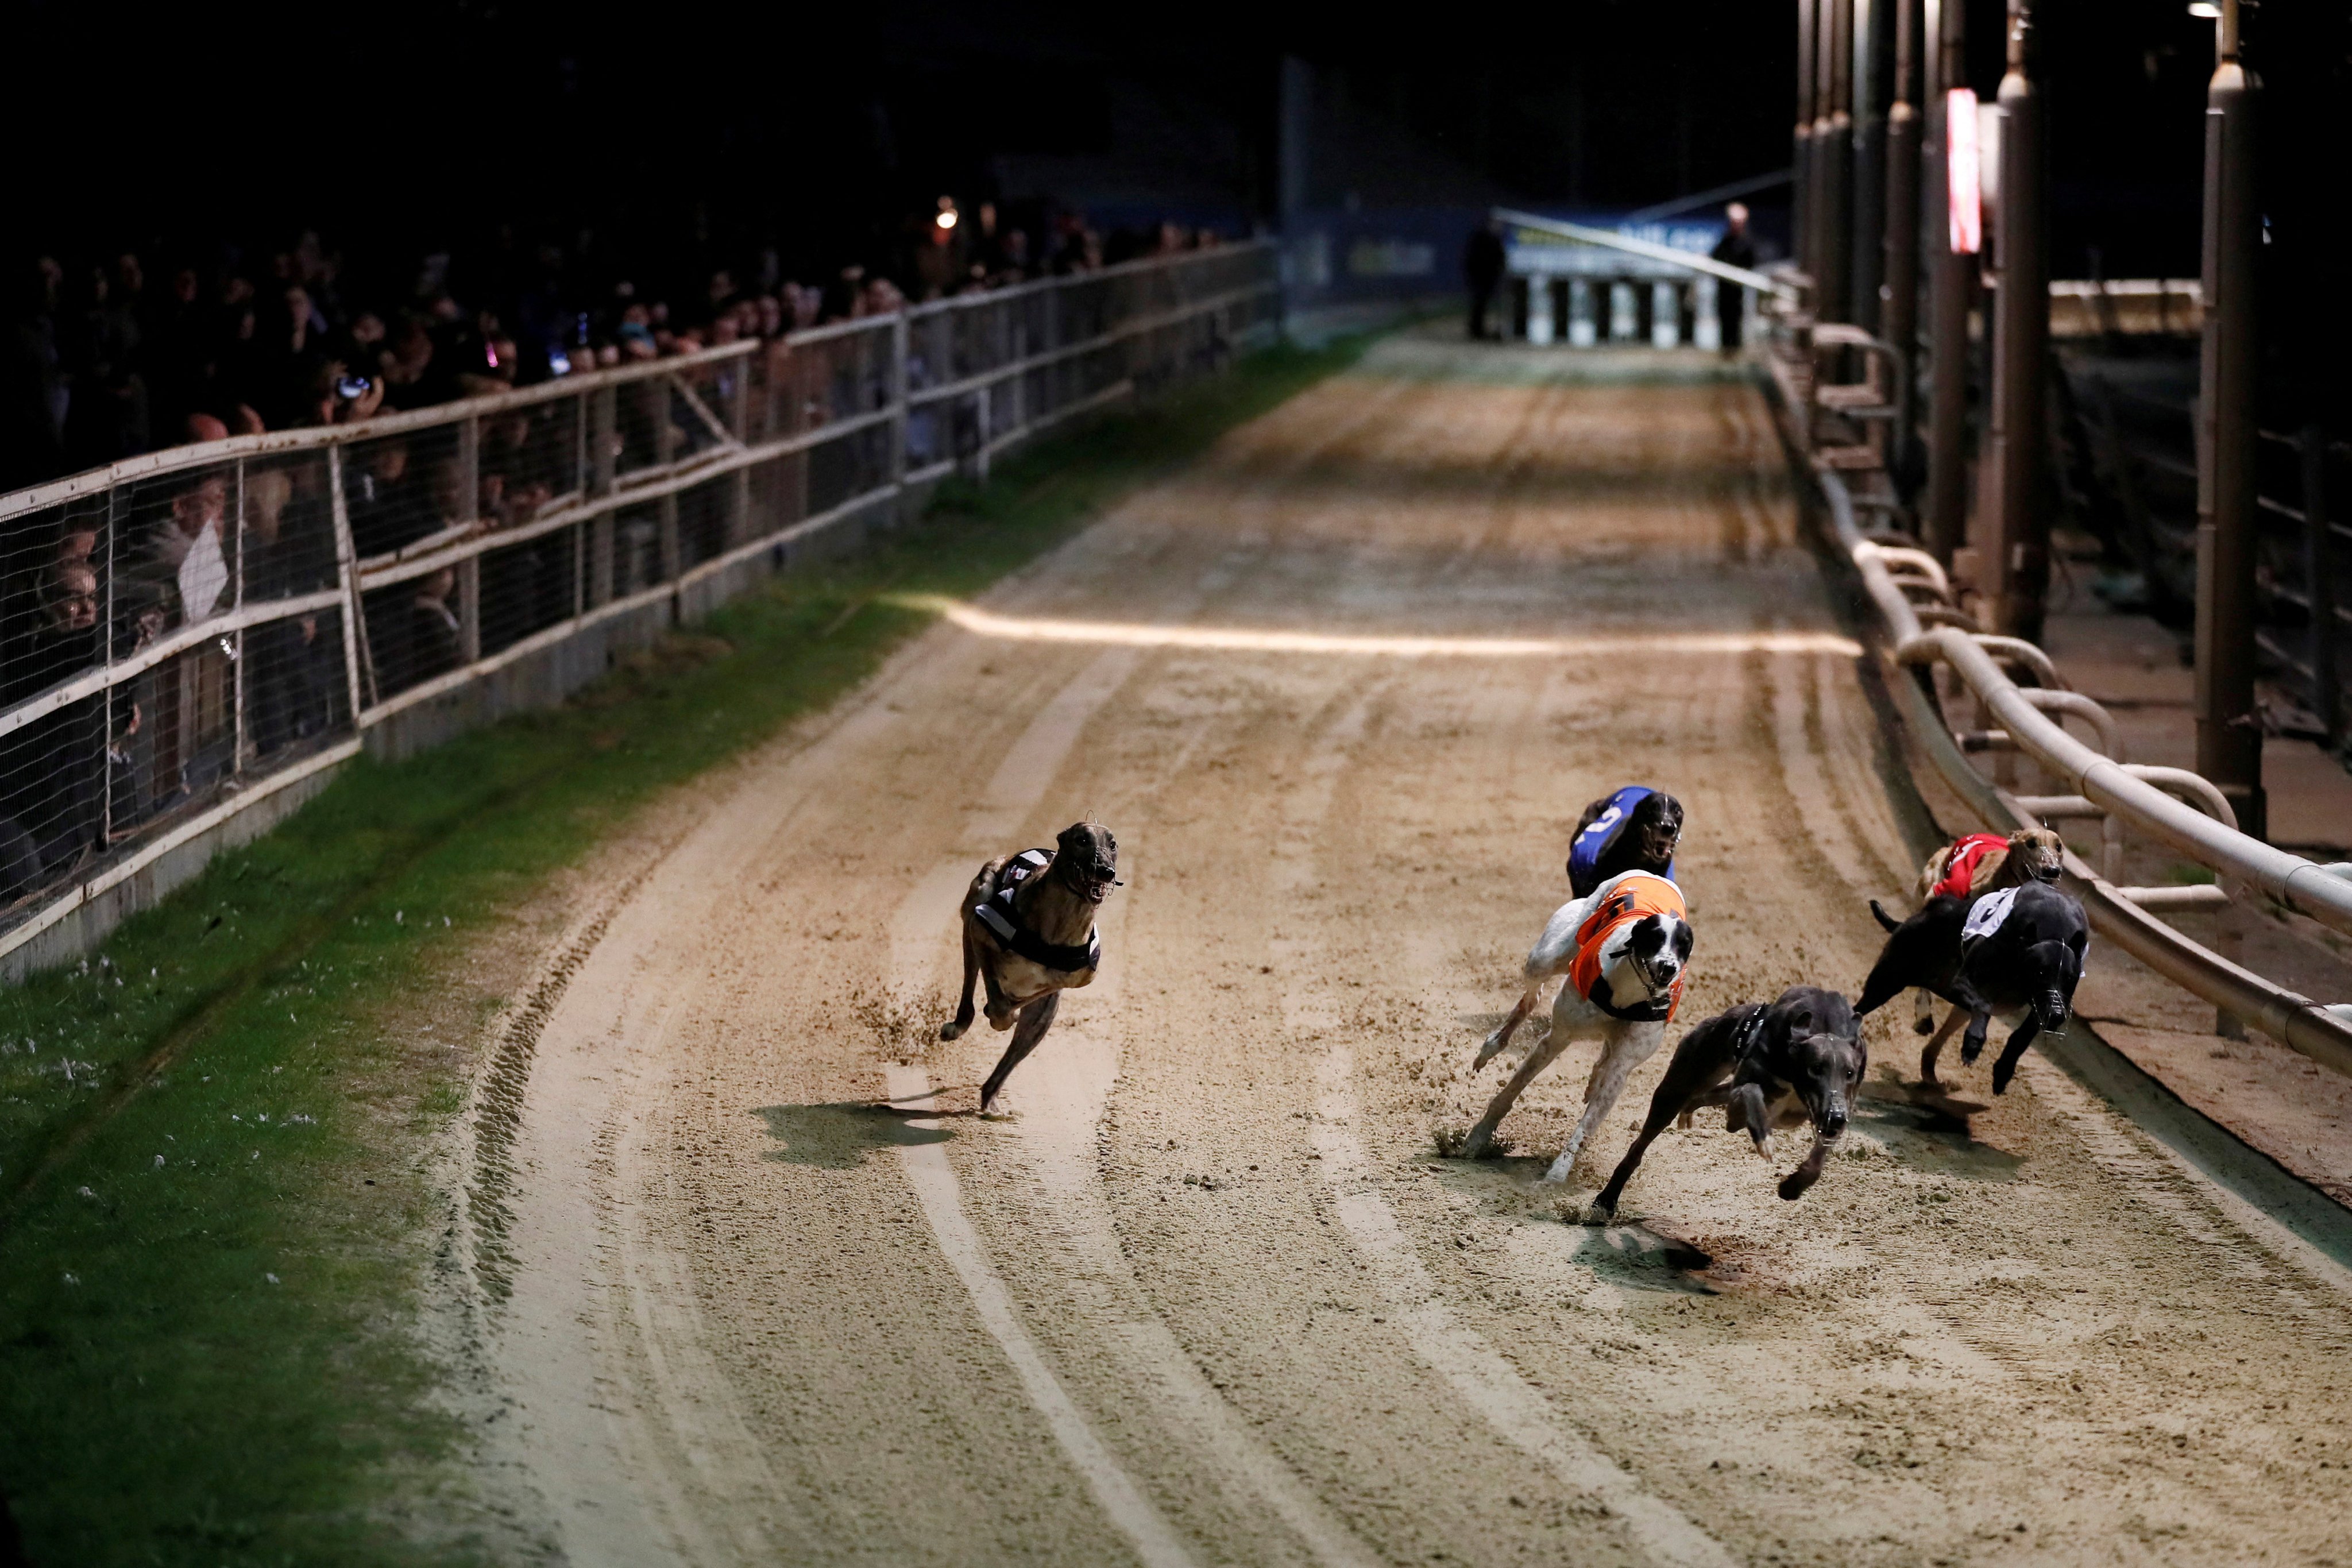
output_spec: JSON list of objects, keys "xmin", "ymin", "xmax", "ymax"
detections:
[{"xmin": 1930, "ymin": 833, "xmax": 2011, "ymax": 902}]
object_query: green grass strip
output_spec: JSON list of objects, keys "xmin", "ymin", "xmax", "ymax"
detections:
[{"xmin": 0, "ymin": 337, "xmax": 1366, "ymax": 1567}]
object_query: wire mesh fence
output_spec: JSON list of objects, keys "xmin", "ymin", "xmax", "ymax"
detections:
[{"xmin": 0, "ymin": 242, "xmax": 1278, "ymax": 954}]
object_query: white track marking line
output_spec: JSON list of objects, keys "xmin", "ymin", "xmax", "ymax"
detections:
[
  {"xmin": 1310, "ymin": 1047, "xmax": 1736, "ymax": 1568},
  {"xmin": 885, "ymin": 1064, "xmax": 1200, "ymax": 1568},
  {"xmin": 893, "ymin": 594, "xmax": 1863, "ymax": 661}
]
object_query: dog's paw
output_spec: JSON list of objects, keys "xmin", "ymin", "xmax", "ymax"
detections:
[
  {"xmin": 1913, "ymin": 1016, "xmax": 1936, "ymax": 1037},
  {"xmin": 1431, "ymin": 1125, "xmax": 1512, "ymax": 1160},
  {"xmin": 1776, "ymin": 1172, "xmax": 1813, "ymax": 1201},
  {"xmin": 939, "ymin": 1021, "xmax": 967, "ymax": 1041}
]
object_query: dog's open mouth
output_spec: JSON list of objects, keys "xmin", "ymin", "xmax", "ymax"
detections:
[{"xmin": 1082, "ymin": 868, "xmax": 1117, "ymax": 902}]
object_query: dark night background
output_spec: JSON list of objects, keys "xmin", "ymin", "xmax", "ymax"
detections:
[{"xmin": 6, "ymin": 0, "xmax": 2349, "ymax": 458}]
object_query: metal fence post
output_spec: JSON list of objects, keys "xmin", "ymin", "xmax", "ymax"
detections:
[
  {"xmin": 655, "ymin": 380, "xmax": 682, "ymax": 594},
  {"xmin": 326, "ymin": 447, "xmax": 369, "ymax": 723},
  {"xmin": 589, "ymin": 386, "xmax": 616, "ymax": 608},
  {"xmin": 728, "ymin": 354, "xmax": 753, "ymax": 546},
  {"xmin": 890, "ymin": 312, "xmax": 910, "ymax": 496},
  {"xmin": 455, "ymin": 415, "xmax": 482, "ymax": 663},
  {"xmin": 2195, "ymin": 0, "xmax": 2266, "ymax": 841},
  {"xmin": 2305, "ymin": 425, "xmax": 2341, "ymax": 747},
  {"xmin": 1818, "ymin": 0, "xmax": 1855, "ymax": 323}
]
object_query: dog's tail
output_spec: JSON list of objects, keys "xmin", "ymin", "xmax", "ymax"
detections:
[{"xmin": 1868, "ymin": 898, "xmax": 1902, "ymax": 933}]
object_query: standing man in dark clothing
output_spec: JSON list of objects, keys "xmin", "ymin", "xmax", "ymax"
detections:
[
  {"xmin": 1710, "ymin": 203, "xmax": 1759, "ymax": 355},
  {"xmin": 1464, "ymin": 218, "xmax": 1507, "ymax": 341}
]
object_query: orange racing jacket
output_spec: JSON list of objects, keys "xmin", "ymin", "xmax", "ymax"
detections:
[{"xmin": 1569, "ymin": 872, "xmax": 1688, "ymax": 1022}]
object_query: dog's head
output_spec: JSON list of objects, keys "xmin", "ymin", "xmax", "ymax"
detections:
[
  {"xmin": 1053, "ymin": 820, "xmax": 1119, "ymax": 904},
  {"xmin": 1626, "ymin": 911, "xmax": 1694, "ymax": 998},
  {"xmin": 2007, "ymin": 827, "xmax": 2065, "ymax": 885},
  {"xmin": 1629, "ymin": 791, "xmax": 1685, "ymax": 870},
  {"xmin": 1752, "ymin": 986, "xmax": 1866, "ymax": 1140}
]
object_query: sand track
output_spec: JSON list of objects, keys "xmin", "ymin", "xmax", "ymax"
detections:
[{"xmin": 468, "ymin": 333, "xmax": 2352, "ymax": 1566}]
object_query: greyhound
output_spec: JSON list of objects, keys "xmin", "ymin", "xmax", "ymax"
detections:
[
  {"xmin": 1874, "ymin": 827, "xmax": 2066, "ymax": 1037},
  {"xmin": 1458, "ymin": 870, "xmax": 1695, "ymax": 1181},
  {"xmin": 1590, "ymin": 986, "xmax": 1866, "ymax": 1219},
  {"xmin": 940, "ymin": 820, "xmax": 1118, "ymax": 1111},
  {"xmin": 1568, "ymin": 786, "xmax": 1683, "ymax": 898},
  {"xmin": 1857, "ymin": 880, "xmax": 2088, "ymax": 1093}
]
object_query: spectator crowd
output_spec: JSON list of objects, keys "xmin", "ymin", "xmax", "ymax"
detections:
[
  {"xmin": 0, "ymin": 203, "xmax": 1231, "ymax": 907},
  {"xmin": 3, "ymin": 204, "xmax": 1228, "ymax": 490}
]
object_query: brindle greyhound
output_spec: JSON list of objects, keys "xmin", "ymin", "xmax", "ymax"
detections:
[
  {"xmin": 1590, "ymin": 987, "xmax": 1866, "ymax": 1220},
  {"xmin": 941, "ymin": 820, "xmax": 1118, "ymax": 1111}
]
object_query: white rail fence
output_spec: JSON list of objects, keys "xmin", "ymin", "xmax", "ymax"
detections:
[{"xmin": 0, "ymin": 243, "xmax": 1280, "ymax": 968}]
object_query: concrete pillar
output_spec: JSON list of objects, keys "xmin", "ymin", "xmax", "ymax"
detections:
[
  {"xmin": 1651, "ymin": 281, "xmax": 1682, "ymax": 348},
  {"xmin": 1528, "ymin": 272, "xmax": 1555, "ymax": 345},
  {"xmin": 1610, "ymin": 281, "xmax": 1639, "ymax": 342},
  {"xmin": 1569, "ymin": 279, "xmax": 1598, "ymax": 347}
]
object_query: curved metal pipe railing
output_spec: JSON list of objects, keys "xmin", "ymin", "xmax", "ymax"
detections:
[{"xmin": 1816, "ymin": 470, "xmax": 2352, "ymax": 1075}]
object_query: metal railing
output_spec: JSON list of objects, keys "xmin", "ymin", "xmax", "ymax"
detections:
[
  {"xmin": 0, "ymin": 243, "xmax": 1280, "ymax": 965},
  {"xmin": 1744, "ymin": 276, "xmax": 2352, "ymax": 1071}
]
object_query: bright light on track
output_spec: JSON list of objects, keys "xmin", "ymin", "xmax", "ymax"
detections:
[{"xmin": 889, "ymin": 594, "xmax": 1864, "ymax": 659}]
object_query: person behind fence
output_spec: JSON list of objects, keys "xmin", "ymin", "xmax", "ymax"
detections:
[
  {"xmin": 1710, "ymin": 203, "xmax": 1757, "ymax": 354},
  {"xmin": 1465, "ymin": 218, "xmax": 1507, "ymax": 342},
  {"xmin": 0, "ymin": 551, "xmax": 109, "ymax": 898}
]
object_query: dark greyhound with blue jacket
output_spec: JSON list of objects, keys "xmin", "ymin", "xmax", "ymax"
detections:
[{"xmin": 1569, "ymin": 786, "xmax": 1683, "ymax": 898}]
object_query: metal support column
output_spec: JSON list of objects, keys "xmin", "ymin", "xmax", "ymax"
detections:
[
  {"xmin": 1850, "ymin": 0, "xmax": 1887, "ymax": 336},
  {"xmin": 2305, "ymin": 426, "xmax": 2341, "ymax": 747},
  {"xmin": 1883, "ymin": 0, "xmax": 1922, "ymax": 489},
  {"xmin": 1924, "ymin": 0, "xmax": 1975, "ymax": 566},
  {"xmin": 2195, "ymin": 0, "xmax": 2266, "ymax": 840},
  {"xmin": 1988, "ymin": 0, "xmax": 2050, "ymax": 643},
  {"xmin": 1796, "ymin": 0, "xmax": 1818, "ymax": 287},
  {"xmin": 1817, "ymin": 0, "xmax": 1854, "ymax": 322}
]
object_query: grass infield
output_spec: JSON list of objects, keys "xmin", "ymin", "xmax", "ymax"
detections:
[{"xmin": 0, "ymin": 337, "xmax": 1365, "ymax": 1567}]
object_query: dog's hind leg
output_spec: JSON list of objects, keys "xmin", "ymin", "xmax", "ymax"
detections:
[
  {"xmin": 1458, "ymin": 1030, "xmax": 1570, "ymax": 1160},
  {"xmin": 1989, "ymin": 1018, "xmax": 2041, "ymax": 1096},
  {"xmin": 1543, "ymin": 1021, "xmax": 1663, "ymax": 1183},
  {"xmin": 979, "ymin": 992, "xmax": 1060, "ymax": 1113},
  {"xmin": 941, "ymin": 933, "xmax": 981, "ymax": 1041},
  {"xmin": 1917, "ymin": 1006, "xmax": 1967, "ymax": 1088},
  {"xmin": 1912, "ymin": 986, "xmax": 1937, "ymax": 1037}
]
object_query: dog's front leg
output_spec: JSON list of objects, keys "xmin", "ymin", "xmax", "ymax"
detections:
[
  {"xmin": 1459, "ymin": 1030, "xmax": 1570, "ymax": 1160},
  {"xmin": 1543, "ymin": 1021, "xmax": 1662, "ymax": 1183},
  {"xmin": 1776, "ymin": 1127, "xmax": 1840, "ymax": 1200},
  {"xmin": 941, "ymin": 931, "xmax": 982, "ymax": 1041},
  {"xmin": 979, "ymin": 991, "xmax": 1061, "ymax": 1112},
  {"xmin": 1989, "ymin": 1017, "xmax": 2041, "ymax": 1096}
]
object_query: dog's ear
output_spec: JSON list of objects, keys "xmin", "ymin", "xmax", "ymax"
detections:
[{"xmin": 1671, "ymin": 920, "xmax": 1694, "ymax": 962}]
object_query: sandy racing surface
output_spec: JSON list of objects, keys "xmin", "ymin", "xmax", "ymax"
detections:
[{"xmin": 462, "ymin": 334, "xmax": 2352, "ymax": 1566}]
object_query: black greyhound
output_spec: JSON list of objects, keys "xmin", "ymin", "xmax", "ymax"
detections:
[
  {"xmin": 1592, "ymin": 986, "xmax": 1866, "ymax": 1219},
  {"xmin": 1856, "ymin": 881, "xmax": 2088, "ymax": 1094}
]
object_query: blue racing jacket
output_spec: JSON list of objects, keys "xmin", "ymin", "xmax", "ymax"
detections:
[{"xmin": 1568, "ymin": 785, "xmax": 1677, "ymax": 899}]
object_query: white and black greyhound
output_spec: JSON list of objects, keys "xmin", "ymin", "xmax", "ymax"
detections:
[{"xmin": 1458, "ymin": 869, "xmax": 1695, "ymax": 1181}]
